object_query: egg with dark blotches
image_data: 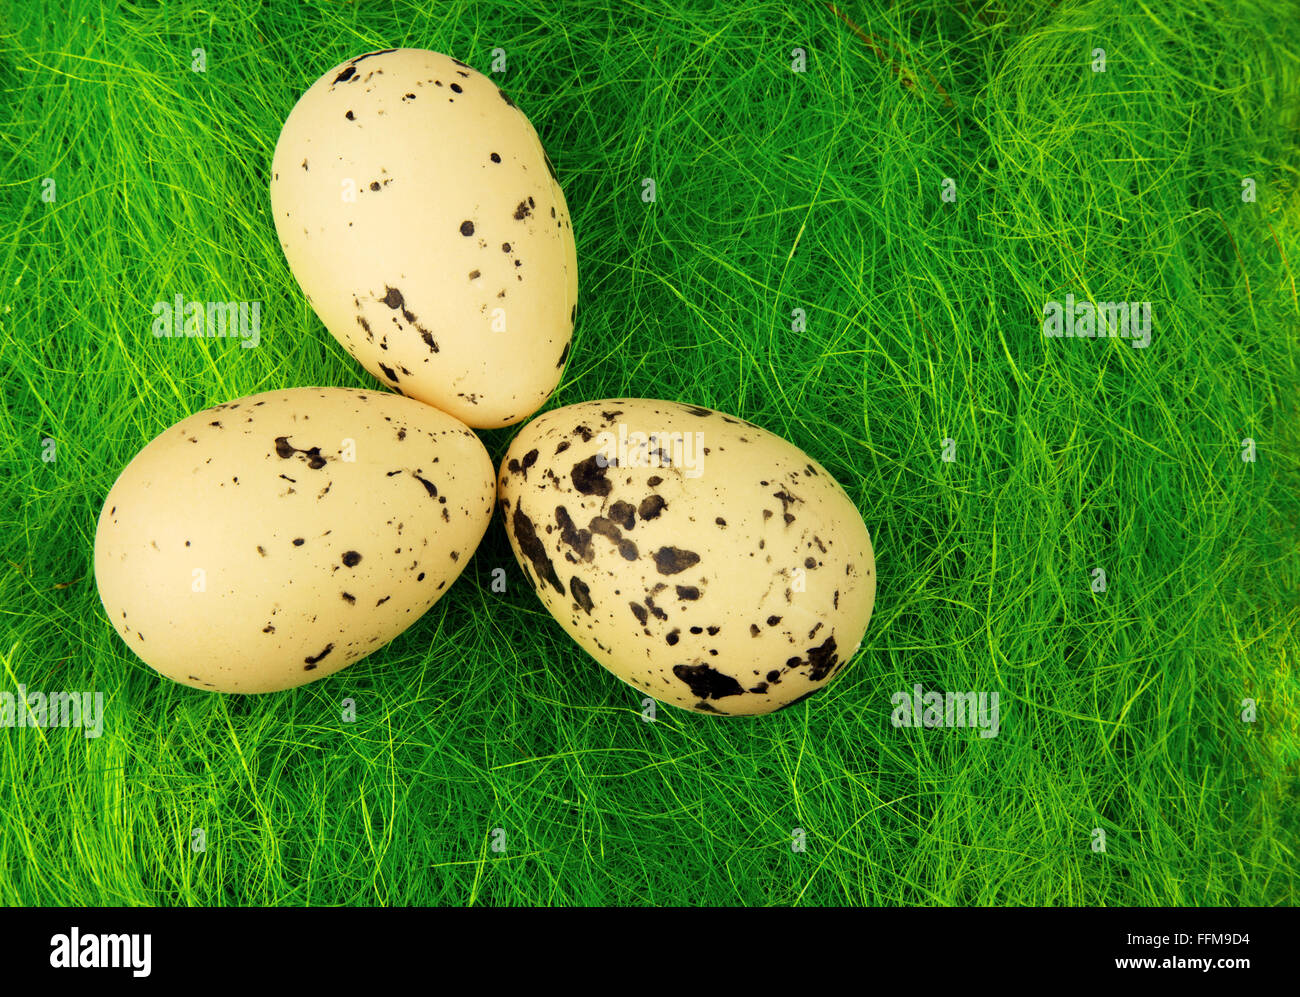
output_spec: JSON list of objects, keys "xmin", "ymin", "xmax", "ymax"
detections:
[
  {"xmin": 93, "ymin": 387, "xmax": 495, "ymax": 693},
  {"xmin": 270, "ymin": 48, "xmax": 577, "ymax": 429},
  {"xmin": 497, "ymin": 399, "xmax": 877, "ymax": 716}
]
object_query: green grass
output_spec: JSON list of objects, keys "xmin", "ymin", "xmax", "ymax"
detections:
[{"xmin": 2, "ymin": 0, "xmax": 1298, "ymax": 905}]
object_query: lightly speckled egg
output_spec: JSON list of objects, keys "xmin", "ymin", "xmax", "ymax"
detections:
[
  {"xmin": 497, "ymin": 399, "xmax": 877, "ymax": 716},
  {"xmin": 93, "ymin": 387, "xmax": 495, "ymax": 693},
  {"xmin": 270, "ymin": 48, "xmax": 578, "ymax": 429}
]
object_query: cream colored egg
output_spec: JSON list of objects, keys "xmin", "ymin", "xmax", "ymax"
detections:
[
  {"xmin": 270, "ymin": 48, "xmax": 577, "ymax": 428},
  {"xmin": 93, "ymin": 387, "xmax": 495, "ymax": 693},
  {"xmin": 498, "ymin": 399, "xmax": 876, "ymax": 715}
]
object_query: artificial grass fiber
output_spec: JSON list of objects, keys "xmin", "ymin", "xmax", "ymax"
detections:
[{"xmin": 1, "ymin": 0, "xmax": 1297, "ymax": 906}]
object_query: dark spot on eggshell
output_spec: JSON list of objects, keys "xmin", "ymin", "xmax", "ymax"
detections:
[
  {"xmin": 571, "ymin": 454, "xmax": 613, "ymax": 496},
  {"xmin": 382, "ymin": 286, "xmax": 404, "ymax": 309},
  {"xmin": 587, "ymin": 516, "xmax": 638, "ymax": 560},
  {"xmin": 556, "ymin": 342, "xmax": 570, "ymax": 369},
  {"xmin": 342, "ymin": 551, "xmax": 362, "ymax": 567},
  {"xmin": 345, "ymin": 110, "xmax": 355, "ymax": 120},
  {"xmin": 512, "ymin": 505, "xmax": 563, "ymax": 594},
  {"xmin": 555, "ymin": 439, "xmax": 571, "ymax": 455},
  {"xmin": 334, "ymin": 66, "xmax": 357, "ymax": 84},
  {"xmin": 653, "ymin": 546, "xmax": 700, "ymax": 575},
  {"xmin": 460, "ymin": 220, "xmax": 475, "ymax": 236},
  {"xmin": 412, "ymin": 474, "xmax": 438, "ymax": 498},
  {"xmin": 638, "ymin": 495, "xmax": 666, "ymax": 521},
  {"xmin": 555, "ymin": 506, "xmax": 593, "ymax": 561},
  {"xmin": 378, "ymin": 362, "xmax": 399, "ymax": 382},
  {"xmin": 608, "ymin": 501, "xmax": 635, "ymax": 530},
  {"xmin": 767, "ymin": 615, "xmax": 782, "ymax": 626},
  {"xmin": 675, "ymin": 585, "xmax": 700, "ymax": 600},
  {"xmin": 570, "ymin": 576, "xmax": 594, "ymax": 614},
  {"xmin": 804, "ymin": 636, "xmax": 839, "ymax": 681},
  {"xmin": 274, "ymin": 437, "xmax": 327, "ymax": 469},
  {"xmin": 674, "ymin": 663, "xmax": 744, "ymax": 700},
  {"xmin": 304, "ymin": 643, "xmax": 334, "ymax": 669},
  {"xmin": 682, "ymin": 404, "xmax": 712, "ymax": 417},
  {"xmin": 629, "ymin": 602, "xmax": 649, "ymax": 625},
  {"xmin": 498, "ymin": 88, "xmax": 517, "ymax": 107},
  {"xmin": 341, "ymin": 592, "xmax": 356, "ymax": 604},
  {"xmin": 518, "ymin": 449, "xmax": 540, "ymax": 475},
  {"xmin": 666, "ymin": 629, "xmax": 680, "ymax": 646},
  {"xmin": 513, "ymin": 200, "xmax": 532, "ymax": 220},
  {"xmin": 450, "ymin": 82, "xmax": 463, "ymax": 93},
  {"xmin": 646, "ymin": 475, "xmax": 663, "ymax": 487},
  {"xmin": 490, "ymin": 152, "xmax": 501, "ymax": 163}
]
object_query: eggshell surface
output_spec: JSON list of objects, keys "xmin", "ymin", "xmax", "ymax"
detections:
[
  {"xmin": 94, "ymin": 387, "xmax": 495, "ymax": 693},
  {"xmin": 270, "ymin": 48, "xmax": 577, "ymax": 428},
  {"xmin": 498, "ymin": 399, "xmax": 876, "ymax": 715}
]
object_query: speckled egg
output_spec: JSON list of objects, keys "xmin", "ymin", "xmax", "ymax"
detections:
[
  {"xmin": 270, "ymin": 48, "xmax": 577, "ymax": 429},
  {"xmin": 93, "ymin": 387, "xmax": 495, "ymax": 693},
  {"xmin": 497, "ymin": 399, "xmax": 877, "ymax": 715}
]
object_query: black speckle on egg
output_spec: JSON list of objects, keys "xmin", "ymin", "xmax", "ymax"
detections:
[
  {"xmin": 570, "ymin": 576, "xmax": 594, "ymax": 614},
  {"xmin": 638, "ymin": 495, "xmax": 666, "ymax": 521},
  {"xmin": 673, "ymin": 663, "xmax": 744, "ymax": 700},
  {"xmin": 609, "ymin": 501, "xmax": 635, "ymax": 530},
  {"xmin": 460, "ymin": 220, "xmax": 475, "ymax": 236},
  {"xmin": 653, "ymin": 546, "xmax": 700, "ymax": 575},
  {"xmin": 571, "ymin": 454, "xmax": 613, "ymax": 496}
]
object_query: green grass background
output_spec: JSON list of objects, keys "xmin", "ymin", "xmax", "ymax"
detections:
[{"xmin": 2, "ymin": 0, "xmax": 1297, "ymax": 905}]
